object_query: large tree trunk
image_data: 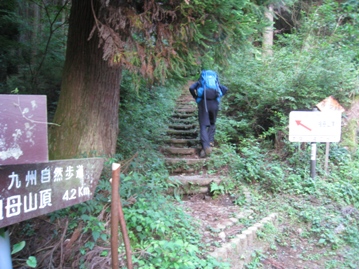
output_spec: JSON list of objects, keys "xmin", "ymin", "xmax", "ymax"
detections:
[{"xmin": 49, "ymin": 0, "xmax": 121, "ymax": 160}]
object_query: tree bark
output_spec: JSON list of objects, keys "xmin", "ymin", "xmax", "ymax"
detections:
[
  {"xmin": 31, "ymin": 2, "xmax": 39, "ymax": 66},
  {"xmin": 263, "ymin": 4, "xmax": 274, "ymax": 57},
  {"xmin": 49, "ymin": 0, "xmax": 121, "ymax": 160}
]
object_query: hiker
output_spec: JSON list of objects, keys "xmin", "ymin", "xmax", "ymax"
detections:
[{"xmin": 189, "ymin": 70, "xmax": 228, "ymax": 158}]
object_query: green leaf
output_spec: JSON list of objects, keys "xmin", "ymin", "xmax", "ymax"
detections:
[
  {"xmin": 26, "ymin": 256, "xmax": 37, "ymax": 268},
  {"xmin": 11, "ymin": 88, "xmax": 19, "ymax": 94},
  {"xmin": 92, "ymin": 230, "xmax": 100, "ymax": 241},
  {"xmin": 100, "ymin": 250, "xmax": 108, "ymax": 257},
  {"xmin": 0, "ymin": 228, "xmax": 5, "ymax": 238},
  {"xmin": 11, "ymin": 241, "xmax": 26, "ymax": 254},
  {"xmin": 100, "ymin": 233, "xmax": 108, "ymax": 241}
]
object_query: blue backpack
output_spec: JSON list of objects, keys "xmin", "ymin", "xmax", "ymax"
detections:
[{"xmin": 196, "ymin": 70, "xmax": 223, "ymax": 105}]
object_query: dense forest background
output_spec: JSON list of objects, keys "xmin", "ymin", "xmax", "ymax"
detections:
[{"xmin": 1, "ymin": 0, "xmax": 359, "ymax": 268}]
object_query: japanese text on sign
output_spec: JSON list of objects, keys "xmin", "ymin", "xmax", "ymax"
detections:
[
  {"xmin": 289, "ymin": 111, "xmax": 342, "ymax": 142},
  {"xmin": 0, "ymin": 158, "xmax": 104, "ymax": 228}
]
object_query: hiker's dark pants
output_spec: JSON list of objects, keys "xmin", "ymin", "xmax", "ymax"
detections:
[{"xmin": 198, "ymin": 99, "xmax": 219, "ymax": 150}]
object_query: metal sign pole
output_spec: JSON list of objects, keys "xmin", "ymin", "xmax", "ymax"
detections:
[
  {"xmin": 325, "ymin": 142, "xmax": 330, "ymax": 174},
  {"xmin": 310, "ymin": 107, "xmax": 318, "ymax": 180},
  {"xmin": 0, "ymin": 228, "xmax": 13, "ymax": 269},
  {"xmin": 310, "ymin": 142, "xmax": 317, "ymax": 179},
  {"xmin": 289, "ymin": 96, "xmax": 344, "ymax": 181}
]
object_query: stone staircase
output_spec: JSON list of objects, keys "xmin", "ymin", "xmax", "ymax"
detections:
[
  {"xmin": 162, "ymin": 89, "xmax": 223, "ymax": 195},
  {"xmin": 162, "ymin": 85, "xmax": 278, "ymax": 269}
]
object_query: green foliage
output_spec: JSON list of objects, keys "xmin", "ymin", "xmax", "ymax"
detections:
[
  {"xmin": 125, "ymin": 194, "xmax": 194, "ymax": 241},
  {"xmin": 7, "ymin": 0, "xmax": 359, "ymax": 267},
  {"xmin": 118, "ymin": 72, "xmax": 180, "ymax": 162},
  {"xmin": 0, "ymin": 0, "xmax": 68, "ymax": 117},
  {"xmin": 121, "ymin": 180, "xmax": 230, "ymax": 268},
  {"xmin": 74, "ymin": 0, "xmax": 359, "ymax": 264},
  {"xmin": 11, "ymin": 241, "xmax": 37, "ymax": 268},
  {"xmin": 223, "ymin": 45, "xmax": 358, "ymax": 139},
  {"xmin": 81, "ymin": 214, "xmax": 108, "ymax": 242},
  {"xmin": 179, "ymin": 0, "xmax": 264, "ymax": 70},
  {"xmin": 0, "ymin": 228, "xmax": 5, "ymax": 238},
  {"xmin": 0, "ymin": 0, "xmax": 21, "ymax": 87},
  {"xmin": 26, "ymin": 256, "xmax": 37, "ymax": 268},
  {"xmin": 227, "ymin": 140, "xmax": 284, "ymax": 192},
  {"xmin": 210, "ymin": 182, "xmax": 226, "ymax": 197},
  {"xmin": 11, "ymin": 241, "xmax": 26, "ymax": 254},
  {"xmin": 132, "ymin": 240, "xmax": 229, "ymax": 268},
  {"xmin": 220, "ymin": 0, "xmax": 359, "ymax": 143},
  {"xmin": 96, "ymin": 0, "xmax": 265, "ymax": 81},
  {"xmin": 245, "ymin": 250, "xmax": 265, "ymax": 269},
  {"xmin": 45, "ymin": 74, "xmax": 231, "ymax": 267}
]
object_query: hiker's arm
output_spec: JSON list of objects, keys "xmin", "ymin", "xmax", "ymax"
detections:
[
  {"xmin": 219, "ymin": 85, "xmax": 228, "ymax": 96},
  {"xmin": 189, "ymin": 82, "xmax": 200, "ymax": 99}
]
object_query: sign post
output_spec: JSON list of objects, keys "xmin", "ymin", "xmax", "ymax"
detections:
[
  {"xmin": 289, "ymin": 111, "xmax": 342, "ymax": 143},
  {"xmin": 310, "ymin": 142, "xmax": 317, "ymax": 179},
  {"xmin": 0, "ymin": 94, "xmax": 50, "ymax": 269},
  {"xmin": 316, "ymin": 96, "xmax": 345, "ymax": 174},
  {"xmin": 0, "ymin": 229, "xmax": 12, "ymax": 269},
  {"xmin": 310, "ymin": 107, "xmax": 319, "ymax": 179},
  {"xmin": 289, "ymin": 109, "xmax": 342, "ymax": 179},
  {"xmin": 0, "ymin": 95, "xmax": 104, "ymax": 268},
  {"xmin": 0, "ymin": 95, "xmax": 49, "ymax": 165},
  {"xmin": 0, "ymin": 158, "xmax": 104, "ymax": 228}
]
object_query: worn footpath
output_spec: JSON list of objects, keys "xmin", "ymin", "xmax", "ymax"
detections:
[{"xmin": 161, "ymin": 84, "xmax": 278, "ymax": 268}]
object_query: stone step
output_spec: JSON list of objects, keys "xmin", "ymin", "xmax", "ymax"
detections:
[
  {"xmin": 162, "ymin": 147, "xmax": 197, "ymax": 155},
  {"xmin": 170, "ymin": 175, "xmax": 222, "ymax": 187},
  {"xmin": 176, "ymin": 108, "xmax": 196, "ymax": 113},
  {"xmin": 166, "ymin": 138, "xmax": 199, "ymax": 147},
  {"xmin": 168, "ymin": 124, "xmax": 197, "ymax": 130},
  {"xmin": 171, "ymin": 113, "xmax": 195, "ymax": 119},
  {"xmin": 176, "ymin": 103, "xmax": 196, "ymax": 108},
  {"xmin": 167, "ymin": 129, "xmax": 198, "ymax": 136},
  {"xmin": 165, "ymin": 157, "xmax": 205, "ymax": 165},
  {"xmin": 173, "ymin": 109, "xmax": 195, "ymax": 116},
  {"xmin": 167, "ymin": 175, "xmax": 223, "ymax": 194},
  {"xmin": 170, "ymin": 118, "xmax": 196, "ymax": 124},
  {"xmin": 169, "ymin": 167, "xmax": 198, "ymax": 174},
  {"xmin": 177, "ymin": 99, "xmax": 195, "ymax": 103},
  {"xmin": 176, "ymin": 103, "xmax": 196, "ymax": 109}
]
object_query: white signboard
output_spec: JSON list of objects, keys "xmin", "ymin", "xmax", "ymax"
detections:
[
  {"xmin": 289, "ymin": 111, "xmax": 342, "ymax": 142},
  {"xmin": 316, "ymin": 96, "xmax": 345, "ymax": 113}
]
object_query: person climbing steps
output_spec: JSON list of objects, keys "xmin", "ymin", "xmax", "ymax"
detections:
[{"xmin": 189, "ymin": 70, "xmax": 228, "ymax": 158}]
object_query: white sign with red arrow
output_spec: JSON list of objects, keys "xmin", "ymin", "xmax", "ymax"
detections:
[{"xmin": 289, "ymin": 111, "xmax": 342, "ymax": 142}]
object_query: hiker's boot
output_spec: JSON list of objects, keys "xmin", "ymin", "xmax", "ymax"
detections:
[
  {"xmin": 204, "ymin": 147, "xmax": 212, "ymax": 156},
  {"xmin": 199, "ymin": 149, "xmax": 206, "ymax": 158}
]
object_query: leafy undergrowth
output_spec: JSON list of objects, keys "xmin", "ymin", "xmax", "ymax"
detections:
[
  {"xmin": 242, "ymin": 188, "xmax": 359, "ymax": 269},
  {"xmin": 7, "ymin": 77, "xmax": 359, "ymax": 268},
  {"xmin": 8, "ymin": 79, "xmax": 232, "ymax": 269},
  {"xmin": 224, "ymin": 141, "xmax": 359, "ymax": 269}
]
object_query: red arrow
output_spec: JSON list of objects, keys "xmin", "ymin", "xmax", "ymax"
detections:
[{"xmin": 295, "ymin": 120, "xmax": 311, "ymax": 131}]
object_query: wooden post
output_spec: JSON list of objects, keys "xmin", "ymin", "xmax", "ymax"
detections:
[
  {"xmin": 111, "ymin": 163, "xmax": 121, "ymax": 269},
  {"xmin": 118, "ymin": 175, "xmax": 133, "ymax": 269}
]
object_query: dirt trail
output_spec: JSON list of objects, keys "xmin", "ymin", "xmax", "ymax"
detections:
[{"xmin": 162, "ymin": 84, "xmax": 259, "ymax": 262}]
